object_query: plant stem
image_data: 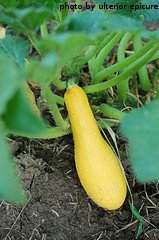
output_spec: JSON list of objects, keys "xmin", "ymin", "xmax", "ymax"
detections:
[
  {"xmin": 97, "ymin": 32, "xmax": 116, "ymax": 53},
  {"xmin": 12, "ymin": 127, "xmax": 71, "ymax": 139},
  {"xmin": 100, "ymin": 104, "xmax": 127, "ymax": 121},
  {"xmin": 133, "ymin": 33, "xmax": 151, "ymax": 91},
  {"xmin": 84, "ymin": 43, "xmax": 158, "ymax": 94},
  {"xmin": 52, "ymin": 94, "xmax": 64, "ymax": 105},
  {"xmin": 75, "ymin": 46, "xmax": 97, "ymax": 67},
  {"xmin": 93, "ymin": 40, "xmax": 155, "ymax": 84},
  {"xmin": 40, "ymin": 20, "xmax": 48, "ymax": 38},
  {"xmin": 97, "ymin": 119, "xmax": 115, "ymax": 128},
  {"xmin": 150, "ymin": 49, "xmax": 159, "ymax": 61},
  {"xmin": 61, "ymin": 0, "xmax": 68, "ymax": 21},
  {"xmin": 74, "ymin": 33, "xmax": 112, "ymax": 67},
  {"xmin": 29, "ymin": 34, "xmax": 42, "ymax": 56},
  {"xmin": 41, "ymin": 85, "xmax": 69, "ymax": 130},
  {"xmin": 117, "ymin": 32, "xmax": 132, "ymax": 100},
  {"xmin": 92, "ymin": 32, "xmax": 124, "ymax": 77},
  {"xmin": 52, "ymin": 76, "xmax": 67, "ymax": 90}
]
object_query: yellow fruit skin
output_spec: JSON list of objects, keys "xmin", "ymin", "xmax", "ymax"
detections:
[{"xmin": 64, "ymin": 85, "xmax": 127, "ymax": 210}]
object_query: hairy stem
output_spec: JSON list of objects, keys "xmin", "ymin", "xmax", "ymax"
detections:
[
  {"xmin": 117, "ymin": 32, "xmax": 132, "ymax": 100},
  {"xmin": 100, "ymin": 104, "xmax": 127, "ymax": 121},
  {"xmin": 84, "ymin": 43, "xmax": 158, "ymax": 93},
  {"xmin": 41, "ymin": 85, "xmax": 69, "ymax": 130},
  {"xmin": 93, "ymin": 40, "xmax": 155, "ymax": 84},
  {"xmin": 133, "ymin": 33, "xmax": 151, "ymax": 91},
  {"xmin": 92, "ymin": 32, "xmax": 124, "ymax": 77},
  {"xmin": 40, "ymin": 20, "xmax": 48, "ymax": 38}
]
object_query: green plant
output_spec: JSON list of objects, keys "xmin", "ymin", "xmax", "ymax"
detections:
[{"xmin": 0, "ymin": 0, "xmax": 159, "ymax": 220}]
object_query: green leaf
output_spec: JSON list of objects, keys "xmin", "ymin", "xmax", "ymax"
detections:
[
  {"xmin": 120, "ymin": 100, "xmax": 159, "ymax": 182},
  {"xmin": 59, "ymin": 10, "xmax": 145, "ymax": 34},
  {"xmin": 0, "ymin": 0, "xmax": 17, "ymax": 8},
  {"xmin": 93, "ymin": 0, "xmax": 159, "ymax": 22},
  {"xmin": 130, "ymin": 203, "xmax": 144, "ymax": 239},
  {"xmin": 11, "ymin": 7, "xmax": 52, "ymax": 31},
  {"xmin": 0, "ymin": 6, "xmax": 52, "ymax": 33},
  {"xmin": 0, "ymin": 126, "xmax": 26, "ymax": 204},
  {"xmin": 0, "ymin": 35, "xmax": 29, "ymax": 65},
  {"xmin": 38, "ymin": 33, "xmax": 93, "ymax": 66},
  {"xmin": 0, "ymin": 51, "xmax": 24, "ymax": 115},
  {"xmin": 0, "ymin": 6, "xmax": 27, "ymax": 33},
  {"xmin": 133, "ymin": 0, "xmax": 159, "ymax": 23},
  {"xmin": 142, "ymin": 29, "xmax": 159, "ymax": 40},
  {"xmin": 26, "ymin": 53, "xmax": 58, "ymax": 84},
  {"xmin": 2, "ymin": 89, "xmax": 47, "ymax": 137},
  {"xmin": 26, "ymin": 32, "xmax": 93, "ymax": 84}
]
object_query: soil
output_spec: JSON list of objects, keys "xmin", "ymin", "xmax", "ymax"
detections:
[{"xmin": 0, "ymin": 133, "xmax": 159, "ymax": 240}]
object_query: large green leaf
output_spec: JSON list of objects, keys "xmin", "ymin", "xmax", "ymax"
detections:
[
  {"xmin": 26, "ymin": 32, "xmax": 93, "ymax": 84},
  {"xmin": 93, "ymin": 0, "xmax": 159, "ymax": 22},
  {"xmin": 0, "ymin": 6, "xmax": 27, "ymax": 33},
  {"xmin": 26, "ymin": 53, "xmax": 58, "ymax": 85},
  {"xmin": 0, "ymin": 35, "xmax": 29, "ymax": 65},
  {"xmin": 133, "ymin": 0, "xmax": 159, "ymax": 23},
  {"xmin": 120, "ymin": 100, "xmax": 159, "ymax": 182},
  {"xmin": 0, "ymin": 51, "xmax": 24, "ymax": 115},
  {"xmin": 0, "ymin": 6, "xmax": 52, "ymax": 33},
  {"xmin": 0, "ymin": 0, "xmax": 56, "ymax": 8},
  {"xmin": 59, "ymin": 10, "xmax": 145, "ymax": 34},
  {"xmin": 2, "ymin": 89, "xmax": 47, "ymax": 137},
  {"xmin": 38, "ymin": 33, "xmax": 93, "ymax": 66},
  {"xmin": 0, "ymin": 126, "xmax": 26, "ymax": 204},
  {"xmin": 0, "ymin": 0, "xmax": 17, "ymax": 8}
]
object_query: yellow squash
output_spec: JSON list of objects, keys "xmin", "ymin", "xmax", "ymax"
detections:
[{"xmin": 64, "ymin": 85, "xmax": 127, "ymax": 210}]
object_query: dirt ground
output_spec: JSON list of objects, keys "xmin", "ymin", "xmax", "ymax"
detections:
[{"xmin": 0, "ymin": 133, "xmax": 159, "ymax": 240}]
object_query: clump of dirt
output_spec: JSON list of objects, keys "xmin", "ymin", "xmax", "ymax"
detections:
[{"xmin": 0, "ymin": 135, "xmax": 159, "ymax": 240}]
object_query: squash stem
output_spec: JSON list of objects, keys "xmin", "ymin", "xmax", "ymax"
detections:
[
  {"xmin": 117, "ymin": 32, "xmax": 132, "ymax": 101},
  {"xmin": 93, "ymin": 39, "xmax": 154, "ymax": 84},
  {"xmin": 40, "ymin": 20, "xmax": 49, "ymax": 38},
  {"xmin": 52, "ymin": 93, "xmax": 64, "ymax": 106},
  {"xmin": 67, "ymin": 78, "xmax": 78, "ymax": 88},
  {"xmin": 41, "ymin": 85, "xmax": 69, "ymax": 130},
  {"xmin": 84, "ymin": 43, "xmax": 159, "ymax": 93},
  {"xmin": 75, "ymin": 33, "xmax": 113, "ymax": 67},
  {"xmin": 53, "ymin": 78, "xmax": 66, "ymax": 90},
  {"xmin": 92, "ymin": 32, "xmax": 124, "ymax": 78},
  {"xmin": 29, "ymin": 34, "xmax": 42, "ymax": 56},
  {"xmin": 100, "ymin": 104, "xmax": 127, "ymax": 121},
  {"xmin": 133, "ymin": 33, "xmax": 151, "ymax": 91}
]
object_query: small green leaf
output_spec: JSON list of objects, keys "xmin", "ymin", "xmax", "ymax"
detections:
[
  {"xmin": 120, "ymin": 100, "xmax": 159, "ymax": 182},
  {"xmin": 2, "ymin": 89, "xmax": 46, "ymax": 137},
  {"xmin": 0, "ymin": 127, "xmax": 26, "ymax": 204},
  {"xmin": 130, "ymin": 203, "xmax": 144, "ymax": 239},
  {"xmin": 0, "ymin": 35, "xmax": 29, "ymax": 65},
  {"xmin": 0, "ymin": 51, "xmax": 24, "ymax": 115}
]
